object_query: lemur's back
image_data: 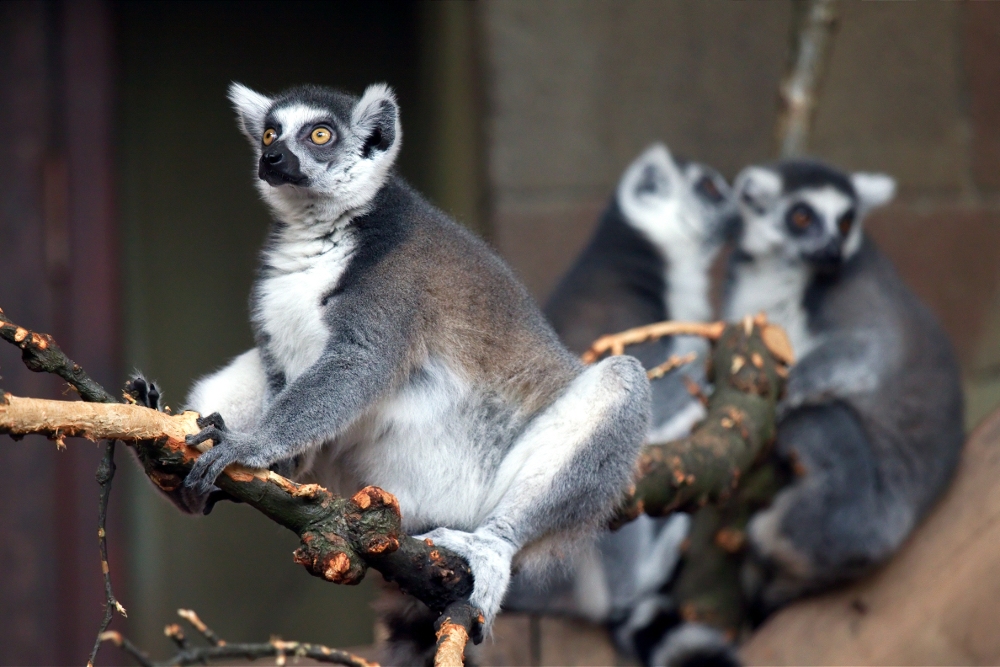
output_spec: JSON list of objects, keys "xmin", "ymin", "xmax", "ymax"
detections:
[
  {"xmin": 806, "ymin": 238, "xmax": 964, "ymax": 508},
  {"xmin": 361, "ymin": 177, "xmax": 581, "ymax": 412},
  {"xmin": 545, "ymin": 201, "xmax": 668, "ymax": 355}
]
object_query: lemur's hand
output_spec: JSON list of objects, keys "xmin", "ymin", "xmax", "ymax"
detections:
[
  {"xmin": 182, "ymin": 412, "xmax": 268, "ymax": 512},
  {"xmin": 125, "ymin": 374, "xmax": 162, "ymax": 411}
]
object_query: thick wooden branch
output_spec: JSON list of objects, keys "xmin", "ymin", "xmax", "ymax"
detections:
[
  {"xmin": 1, "ymin": 307, "xmax": 794, "ymax": 664},
  {"xmin": 0, "ymin": 390, "xmax": 474, "ymax": 614},
  {"xmin": 602, "ymin": 317, "xmax": 791, "ymax": 523}
]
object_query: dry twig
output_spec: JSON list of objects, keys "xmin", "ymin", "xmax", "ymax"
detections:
[
  {"xmin": 100, "ymin": 609, "xmax": 374, "ymax": 667},
  {"xmin": 0, "ymin": 308, "xmax": 128, "ymax": 667}
]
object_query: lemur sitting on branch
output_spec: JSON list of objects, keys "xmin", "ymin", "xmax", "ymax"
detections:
[
  {"xmin": 505, "ymin": 143, "xmax": 739, "ymax": 664},
  {"xmin": 130, "ymin": 82, "xmax": 651, "ymax": 637},
  {"xmin": 725, "ymin": 159, "xmax": 964, "ymax": 611}
]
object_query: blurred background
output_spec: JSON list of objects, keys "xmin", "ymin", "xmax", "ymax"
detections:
[{"xmin": 1, "ymin": 0, "xmax": 999, "ymax": 663}]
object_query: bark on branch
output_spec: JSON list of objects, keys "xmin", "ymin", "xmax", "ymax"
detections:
[
  {"xmin": 0, "ymin": 391, "xmax": 474, "ymax": 609},
  {"xmin": 1, "ymin": 308, "xmax": 793, "ymax": 663},
  {"xmin": 0, "ymin": 308, "xmax": 475, "ymax": 666}
]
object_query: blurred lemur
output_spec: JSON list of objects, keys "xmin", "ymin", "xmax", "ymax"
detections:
[
  {"xmin": 130, "ymin": 82, "xmax": 651, "ymax": 640},
  {"xmin": 725, "ymin": 159, "xmax": 964, "ymax": 611},
  {"xmin": 505, "ymin": 144, "xmax": 739, "ymax": 665}
]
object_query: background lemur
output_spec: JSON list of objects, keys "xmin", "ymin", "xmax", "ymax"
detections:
[
  {"xmin": 725, "ymin": 159, "xmax": 964, "ymax": 611},
  {"xmin": 506, "ymin": 143, "xmax": 738, "ymax": 665},
  {"xmin": 132, "ymin": 82, "xmax": 651, "ymax": 640}
]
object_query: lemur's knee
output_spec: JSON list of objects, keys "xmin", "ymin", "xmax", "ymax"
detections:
[{"xmin": 578, "ymin": 354, "xmax": 651, "ymax": 450}]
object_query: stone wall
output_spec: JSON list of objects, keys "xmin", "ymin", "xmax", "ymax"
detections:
[{"xmin": 480, "ymin": 0, "xmax": 1000, "ymax": 427}]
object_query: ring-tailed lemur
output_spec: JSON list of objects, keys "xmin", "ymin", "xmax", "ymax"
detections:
[
  {"xmin": 505, "ymin": 144, "xmax": 739, "ymax": 665},
  {"xmin": 131, "ymin": 83, "xmax": 651, "ymax": 641},
  {"xmin": 724, "ymin": 159, "xmax": 964, "ymax": 611}
]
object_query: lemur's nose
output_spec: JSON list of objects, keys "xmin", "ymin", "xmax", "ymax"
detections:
[{"xmin": 262, "ymin": 150, "xmax": 284, "ymax": 165}]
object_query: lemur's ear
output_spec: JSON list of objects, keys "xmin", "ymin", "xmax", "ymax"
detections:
[
  {"xmin": 618, "ymin": 142, "xmax": 682, "ymax": 204},
  {"xmin": 851, "ymin": 172, "xmax": 896, "ymax": 213},
  {"xmin": 228, "ymin": 83, "xmax": 273, "ymax": 144},
  {"xmin": 734, "ymin": 166, "xmax": 782, "ymax": 215},
  {"xmin": 352, "ymin": 83, "xmax": 401, "ymax": 159}
]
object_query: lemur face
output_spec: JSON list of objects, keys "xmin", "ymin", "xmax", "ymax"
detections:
[
  {"xmin": 735, "ymin": 160, "xmax": 895, "ymax": 271},
  {"xmin": 617, "ymin": 143, "xmax": 738, "ymax": 255},
  {"xmin": 228, "ymin": 83, "xmax": 401, "ymax": 223}
]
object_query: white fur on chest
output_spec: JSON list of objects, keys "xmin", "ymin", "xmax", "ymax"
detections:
[
  {"xmin": 664, "ymin": 244, "xmax": 713, "ymax": 323},
  {"xmin": 725, "ymin": 257, "xmax": 816, "ymax": 358},
  {"xmin": 254, "ymin": 223, "xmax": 356, "ymax": 382}
]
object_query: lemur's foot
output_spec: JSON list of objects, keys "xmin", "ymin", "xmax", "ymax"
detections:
[
  {"xmin": 125, "ymin": 374, "xmax": 162, "ymax": 410},
  {"xmin": 415, "ymin": 527, "xmax": 515, "ymax": 635}
]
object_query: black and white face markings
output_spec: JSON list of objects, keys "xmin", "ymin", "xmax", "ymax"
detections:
[
  {"xmin": 617, "ymin": 143, "xmax": 738, "ymax": 257},
  {"xmin": 228, "ymin": 82, "xmax": 402, "ymax": 224},
  {"xmin": 735, "ymin": 160, "xmax": 895, "ymax": 272}
]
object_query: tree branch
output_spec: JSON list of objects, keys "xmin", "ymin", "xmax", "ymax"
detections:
[
  {"xmin": 99, "ymin": 609, "xmax": 375, "ymax": 667},
  {"xmin": 625, "ymin": 317, "xmax": 790, "ymax": 518},
  {"xmin": 775, "ymin": 0, "xmax": 839, "ymax": 158},
  {"xmin": 0, "ymin": 308, "xmax": 130, "ymax": 666},
  {"xmin": 0, "ymin": 308, "xmax": 476, "ymax": 665},
  {"xmin": 1, "ymin": 307, "xmax": 794, "ymax": 663}
]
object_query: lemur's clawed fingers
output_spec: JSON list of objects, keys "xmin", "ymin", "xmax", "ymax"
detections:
[
  {"xmin": 196, "ymin": 411, "xmax": 227, "ymax": 431},
  {"xmin": 125, "ymin": 374, "xmax": 162, "ymax": 411},
  {"xmin": 183, "ymin": 443, "xmax": 238, "ymax": 499},
  {"xmin": 185, "ymin": 425, "xmax": 224, "ymax": 448}
]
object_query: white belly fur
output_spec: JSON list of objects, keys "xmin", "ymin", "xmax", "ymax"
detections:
[{"xmin": 309, "ymin": 358, "xmax": 528, "ymax": 533}]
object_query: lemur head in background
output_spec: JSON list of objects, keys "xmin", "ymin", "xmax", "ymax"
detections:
[
  {"xmin": 617, "ymin": 143, "xmax": 739, "ymax": 257},
  {"xmin": 227, "ymin": 82, "xmax": 401, "ymax": 224},
  {"xmin": 734, "ymin": 160, "xmax": 896, "ymax": 273}
]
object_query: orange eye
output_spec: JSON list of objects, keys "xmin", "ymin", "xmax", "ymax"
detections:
[
  {"xmin": 310, "ymin": 127, "xmax": 333, "ymax": 145},
  {"xmin": 262, "ymin": 128, "xmax": 277, "ymax": 146},
  {"xmin": 792, "ymin": 209, "xmax": 811, "ymax": 229}
]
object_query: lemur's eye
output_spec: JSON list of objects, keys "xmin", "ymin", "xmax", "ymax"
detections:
[
  {"xmin": 785, "ymin": 203, "xmax": 817, "ymax": 234},
  {"xmin": 696, "ymin": 176, "xmax": 724, "ymax": 203},
  {"xmin": 838, "ymin": 210, "xmax": 856, "ymax": 236},
  {"xmin": 262, "ymin": 128, "xmax": 277, "ymax": 146},
  {"xmin": 310, "ymin": 127, "xmax": 333, "ymax": 145}
]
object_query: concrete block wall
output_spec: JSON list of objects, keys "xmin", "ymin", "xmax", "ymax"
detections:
[{"xmin": 480, "ymin": 0, "xmax": 1000, "ymax": 427}]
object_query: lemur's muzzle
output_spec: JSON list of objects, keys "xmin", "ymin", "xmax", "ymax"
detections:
[
  {"xmin": 808, "ymin": 239, "xmax": 844, "ymax": 274},
  {"xmin": 259, "ymin": 143, "xmax": 309, "ymax": 186}
]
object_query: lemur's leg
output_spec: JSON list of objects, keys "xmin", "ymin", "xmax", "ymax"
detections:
[
  {"xmin": 186, "ymin": 348, "xmax": 268, "ymax": 431},
  {"xmin": 419, "ymin": 354, "xmax": 650, "ymax": 628},
  {"xmin": 746, "ymin": 401, "xmax": 909, "ymax": 610}
]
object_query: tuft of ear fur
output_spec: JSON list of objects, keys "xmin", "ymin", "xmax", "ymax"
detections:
[
  {"xmin": 351, "ymin": 83, "xmax": 401, "ymax": 159},
  {"xmin": 228, "ymin": 83, "xmax": 273, "ymax": 144},
  {"xmin": 618, "ymin": 142, "xmax": 684, "ymax": 203},
  {"xmin": 735, "ymin": 166, "xmax": 782, "ymax": 215},
  {"xmin": 851, "ymin": 172, "xmax": 896, "ymax": 213}
]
